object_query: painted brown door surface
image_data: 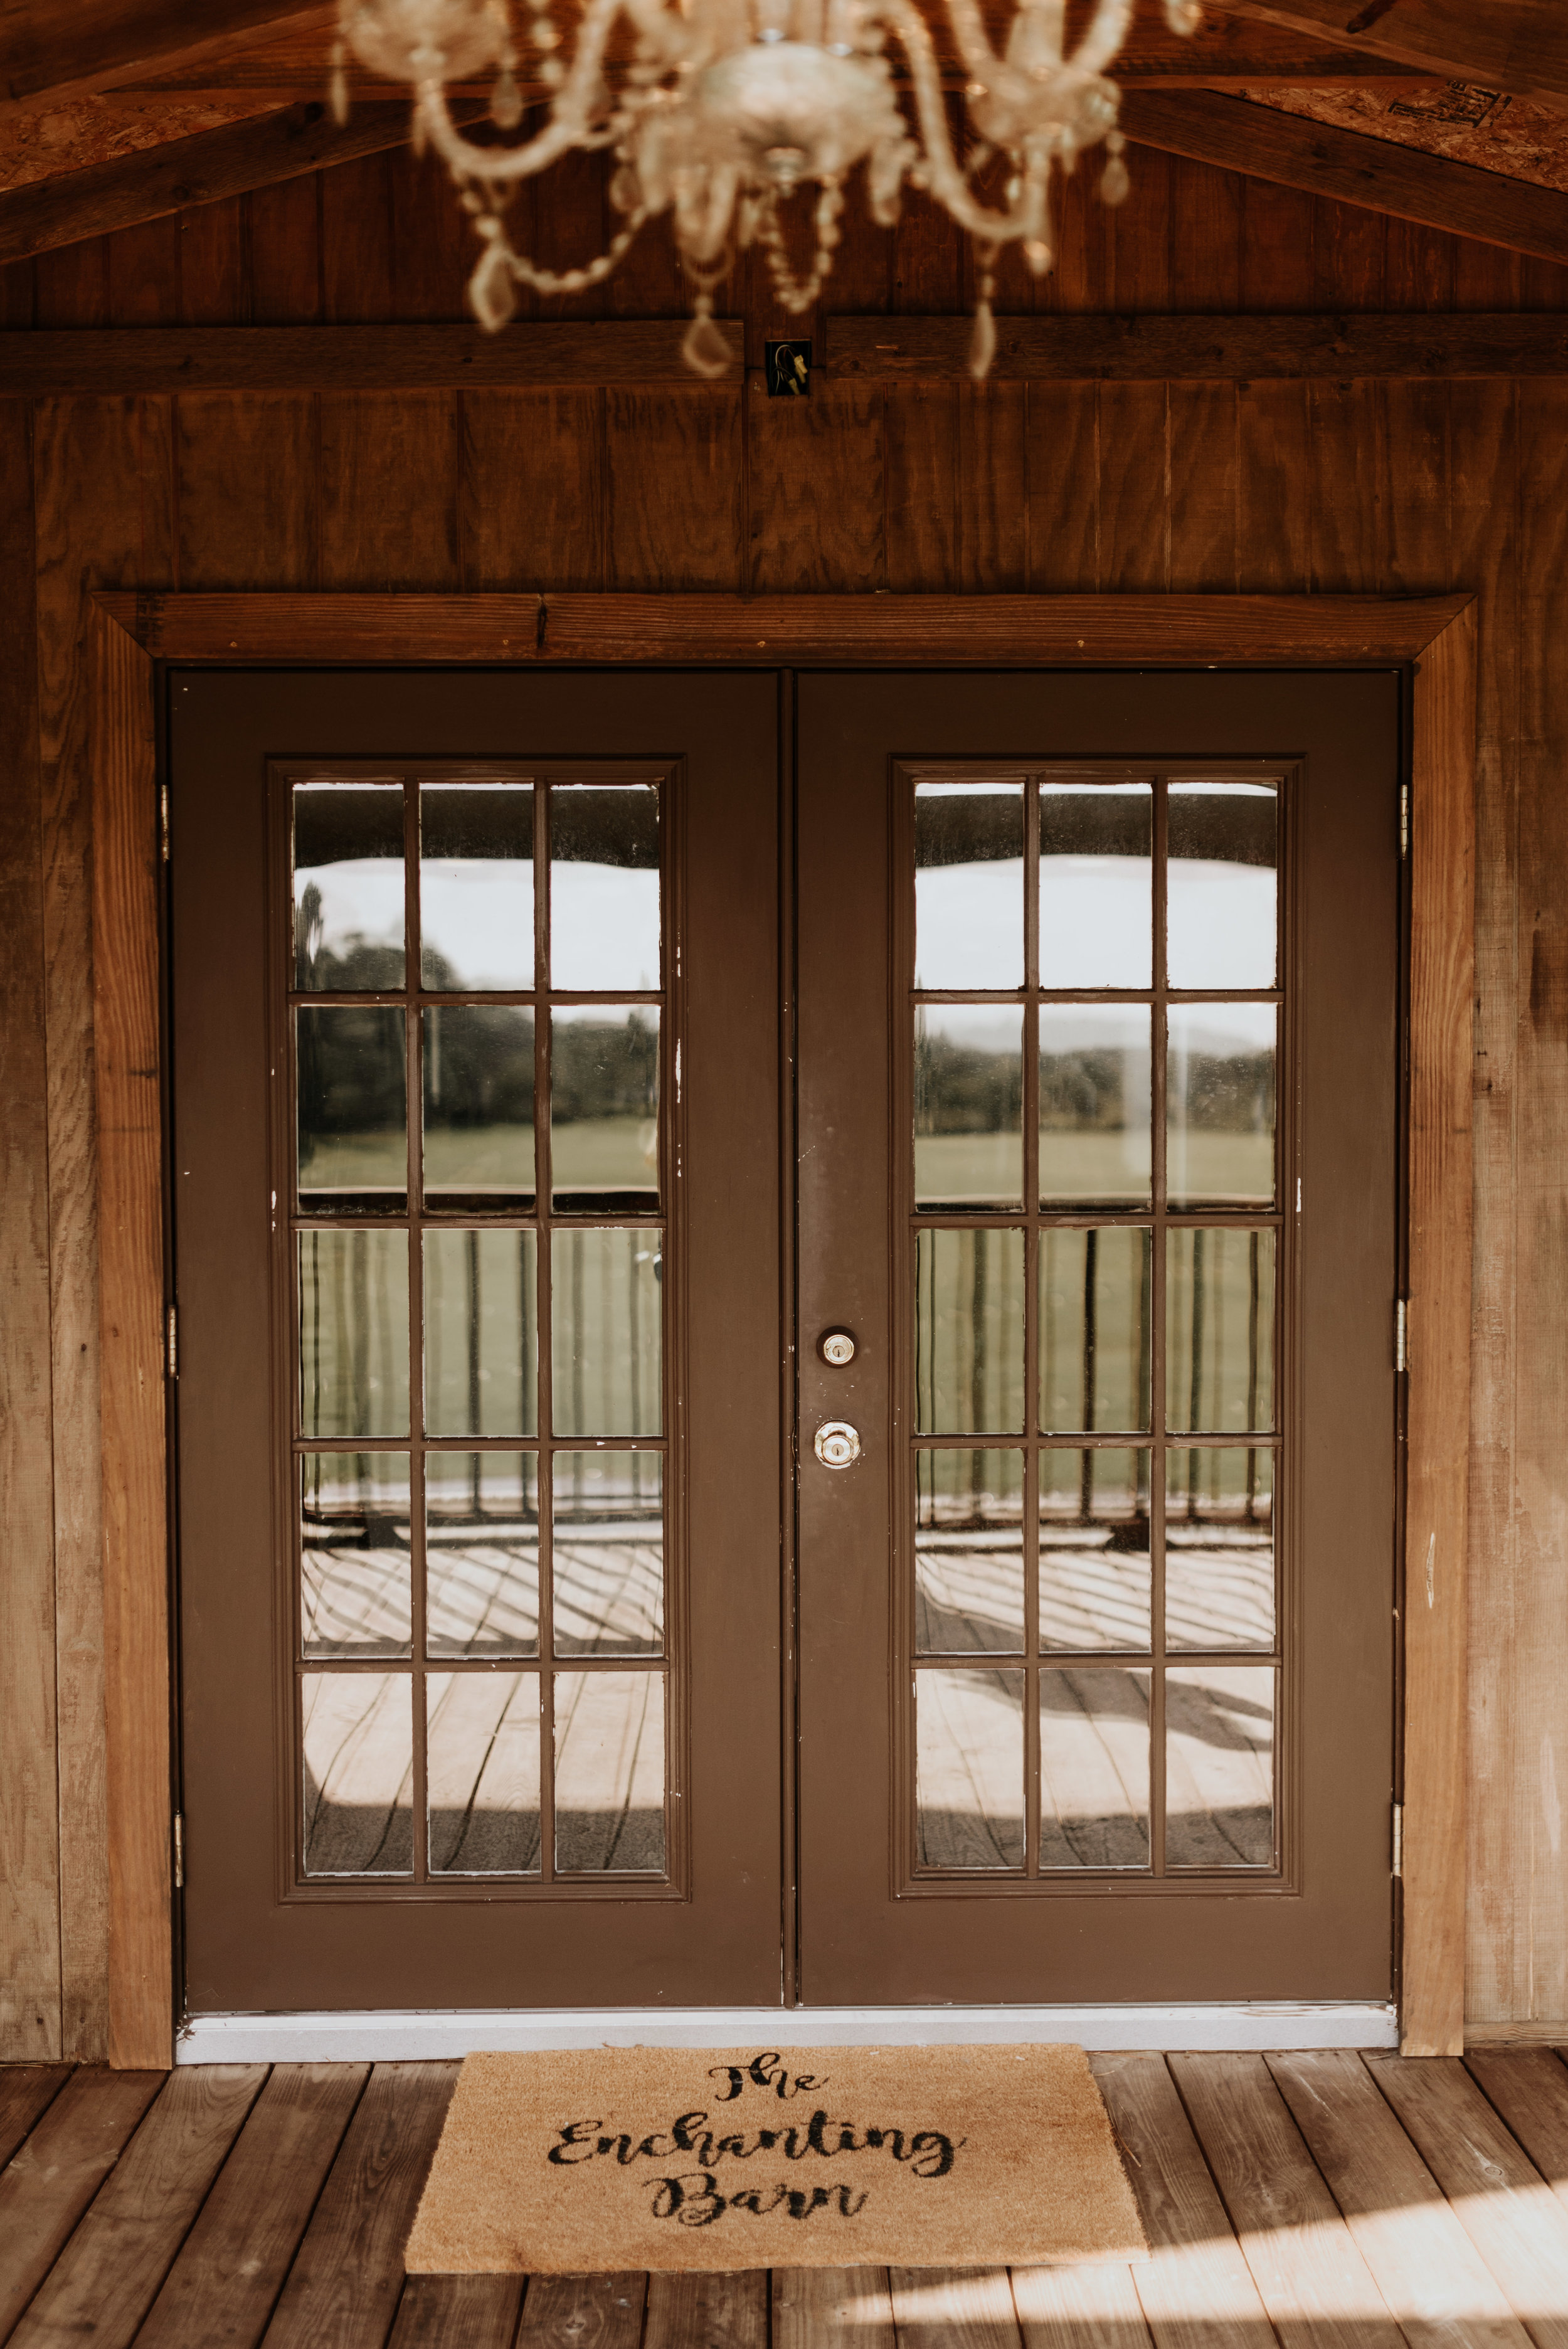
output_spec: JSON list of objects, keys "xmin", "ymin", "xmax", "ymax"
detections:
[
  {"xmin": 172, "ymin": 669, "xmax": 784, "ymax": 2012},
  {"xmin": 795, "ymin": 671, "xmax": 1399, "ymax": 2005}
]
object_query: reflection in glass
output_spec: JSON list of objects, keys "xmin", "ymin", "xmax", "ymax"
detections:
[
  {"xmin": 914, "ymin": 1450, "xmax": 1024, "ymax": 1655},
  {"xmin": 915, "ymin": 1227, "xmax": 1025, "ymax": 1435},
  {"xmin": 916, "ymin": 1667, "xmax": 1024, "ymax": 1867},
  {"xmin": 293, "ymin": 781, "xmax": 405, "ymax": 990},
  {"xmin": 420, "ymin": 782, "xmax": 534, "ymax": 990},
  {"xmin": 553, "ymin": 1451, "xmax": 664, "ymax": 1656},
  {"xmin": 1039, "ymin": 1005, "xmax": 1152, "ymax": 1207},
  {"xmin": 551, "ymin": 1228, "xmax": 662, "ymax": 1437},
  {"xmin": 301, "ymin": 1671, "xmax": 411, "ymax": 1874},
  {"xmin": 1039, "ymin": 780, "xmax": 1153, "ymax": 989},
  {"xmin": 1166, "ymin": 1665, "xmax": 1275, "ymax": 1868},
  {"xmin": 1040, "ymin": 1669, "xmax": 1150, "ymax": 1869},
  {"xmin": 1167, "ymin": 1449, "xmax": 1274, "ymax": 1651},
  {"xmin": 1166, "ymin": 1229, "xmax": 1274, "ymax": 1433},
  {"xmin": 914, "ymin": 780, "xmax": 1024, "ymax": 990},
  {"xmin": 425, "ymin": 1451, "xmax": 539, "ymax": 1657},
  {"xmin": 300, "ymin": 1451, "xmax": 411, "ymax": 1658},
  {"xmin": 296, "ymin": 1007, "xmax": 406, "ymax": 1212},
  {"xmin": 1168, "ymin": 782, "xmax": 1278, "ymax": 991},
  {"xmin": 1039, "ymin": 1227, "xmax": 1152, "ymax": 1434},
  {"xmin": 551, "ymin": 1007, "xmax": 660, "ymax": 1210},
  {"xmin": 554, "ymin": 1670, "xmax": 665, "ymax": 1870},
  {"xmin": 298, "ymin": 1231, "xmax": 410, "ymax": 1439},
  {"xmin": 551, "ymin": 785, "xmax": 660, "ymax": 991},
  {"xmin": 424, "ymin": 1229, "xmax": 538, "ymax": 1438},
  {"xmin": 423, "ymin": 1007, "xmax": 535, "ymax": 1209},
  {"xmin": 914, "ymin": 1006, "xmax": 1022, "ymax": 1209},
  {"xmin": 1167, "ymin": 1004, "xmax": 1276, "ymax": 1206},
  {"xmin": 427, "ymin": 1672, "xmax": 541, "ymax": 1872},
  {"xmin": 1039, "ymin": 1449, "xmax": 1152, "ymax": 1652}
]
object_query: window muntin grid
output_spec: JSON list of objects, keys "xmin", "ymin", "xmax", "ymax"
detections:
[
  {"xmin": 907, "ymin": 765, "xmax": 1284, "ymax": 1883},
  {"xmin": 284, "ymin": 765, "xmax": 674, "ymax": 1892}
]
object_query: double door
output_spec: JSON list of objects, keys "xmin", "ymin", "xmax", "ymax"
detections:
[{"xmin": 173, "ymin": 663, "xmax": 1398, "ymax": 2017}]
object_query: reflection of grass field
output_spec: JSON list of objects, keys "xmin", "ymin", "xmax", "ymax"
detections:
[
  {"xmin": 913, "ymin": 1131, "xmax": 1273, "ymax": 1206},
  {"xmin": 299, "ymin": 1118, "xmax": 658, "ymax": 1200}
]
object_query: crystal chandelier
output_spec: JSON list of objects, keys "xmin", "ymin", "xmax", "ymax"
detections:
[{"xmin": 333, "ymin": 0, "xmax": 1200, "ymax": 378}]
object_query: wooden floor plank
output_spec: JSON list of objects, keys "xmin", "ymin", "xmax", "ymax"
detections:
[
  {"xmin": 1266, "ymin": 2050, "xmax": 1532, "ymax": 2349},
  {"xmin": 1168, "ymin": 2054, "xmax": 1402, "ymax": 2349},
  {"xmin": 644, "ymin": 2274, "xmax": 770, "ymax": 2349},
  {"xmin": 1089, "ymin": 2052, "xmax": 1277, "ymax": 2349},
  {"xmin": 516, "ymin": 2274, "xmax": 646, "ymax": 2349},
  {"xmin": 1365, "ymin": 2054, "xmax": 1568, "ymax": 2348},
  {"xmin": 0, "ymin": 2071, "xmax": 73, "ymax": 2171},
  {"xmin": 775, "ymin": 2270, "xmax": 894, "ymax": 2349},
  {"xmin": 387, "ymin": 2274, "xmax": 526, "ymax": 2348},
  {"xmin": 890, "ymin": 2269, "xmax": 1023, "ymax": 2349},
  {"xmin": 0, "ymin": 2067, "xmax": 165, "ymax": 2346},
  {"xmin": 8, "ymin": 2064, "xmax": 266, "ymax": 2349},
  {"xmin": 1010, "ymin": 2257, "xmax": 1155, "ymax": 2349},
  {"xmin": 260, "ymin": 2061, "xmax": 458, "ymax": 2349},
  {"xmin": 1464, "ymin": 2050, "xmax": 1568, "ymax": 2207},
  {"xmin": 136, "ymin": 2061, "xmax": 371, "ymax": 2349}
]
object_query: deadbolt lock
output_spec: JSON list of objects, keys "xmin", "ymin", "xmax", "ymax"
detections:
[
  {"xmin": 819, "ymin": 1328, "xmax": 856, "ymax": 1367},
  {"xmin": 814, "ymin": 1421, "xmax": 862, "ymax": 1470}
]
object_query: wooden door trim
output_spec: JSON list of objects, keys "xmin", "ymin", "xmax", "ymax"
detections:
[{"xmin": 90, "ymin": 588, "xmax": 1474, "ymax": 2064}]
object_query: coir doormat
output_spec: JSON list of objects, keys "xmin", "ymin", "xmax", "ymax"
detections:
[{"xmin": 405, "ymin": 2044, "xmax": 1148, "ymax": 2273}]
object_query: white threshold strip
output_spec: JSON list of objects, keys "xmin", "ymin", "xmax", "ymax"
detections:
[{"xmin": 177, "ymin": 2000, "xmax": 1397, "ymax": 2064}]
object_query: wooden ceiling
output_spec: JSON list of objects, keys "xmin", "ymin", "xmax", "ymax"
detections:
[{"xmin": 1, "ymin": 0, "xmax": 1566, "ymax": 270}]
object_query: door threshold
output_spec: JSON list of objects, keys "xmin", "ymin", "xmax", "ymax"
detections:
[{"xmin": 176, "ymin": 2001, "xmax": 1397, "ymax": 2062}]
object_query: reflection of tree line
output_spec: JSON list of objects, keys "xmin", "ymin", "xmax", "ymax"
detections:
[{"xmin": 916, "ymin": 1029, "xmax": 1274, "ymax": 1138}]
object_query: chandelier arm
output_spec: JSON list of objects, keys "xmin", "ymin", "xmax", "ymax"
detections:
[
  {"xmin": 1066, "ymin": 0, "xmax": 1136, "ymax": 78},
  {"xmin": 925, "ymin": 0, "xmax": 1005, "ymax": 87},
  {"xmin": 880, "ymin": 0, "xmax": 1041, "ymax": 247},
  {"xmin": 410, "ymin": 0, "xmax": 629, "ymax": 186}
]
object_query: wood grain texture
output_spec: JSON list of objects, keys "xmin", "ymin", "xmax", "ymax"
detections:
[
  {"xmin": 1010, "ymin": 2257, "xmax": 1154, "ymax": 2349},
  {"xmin": 462, "ymin": 390, "xmax": 607, "ymax": 592},
  {"xmin": 516, "ymin": 2274, "xmax": 646, "ymax": 2349},
  {"xmin": 318, "ymin": 391, "xmax": 460, "ymax": 590},
  {"xmin": 1402, "ymin": 605, "xmax": 1477, "ymax": 2056},
  {"xmin": 387, "ymin": 2275, "xmax": 527, "ymax": 2349},
  {"xmin": 0, "ymin": 0, "xmax": 329, "ymax": 117},
  {"xmin": 1204, "ymin": 0, "xmax": 1568, "ymax": 103},
  {"xmin": 0, "ymin": 2066, "xmax": 164, "ymax": 2341},
  {"xmin": 90, "ymin": 605, "xmax": 171, "ymax": 2072},
  {"xmin": 604, "ymin": 389, "xmax": 744, "ymax": 590},
  {"xmin": 7, "ymin": 2064, "xmax": 265, "ymax": 2349},
  {"xmin": 774, "ymin": 2269, "xmax": 893, "ymax": 2349},
  {"xmin": 887, "ymin": 2269, "xmax": 1022, "ymax": 2349},
  {"xmin": 1465, "ymin": 2049, "xmax": 1568, "ymax": 2205},
  {"xmin": 0, "ymin": 393, "xmax": 61, "ymax": 2064},
  {"xmin": 174, "ymin": 393, "xmax": 318, "ymax": 588},
  {"xmin": 0, "ymin": 2069, "xmax": 72, "ymax": 2170},
  {"xmin": 644, "ymin": 2274, "xmax": 770, "ymax": 2349}
]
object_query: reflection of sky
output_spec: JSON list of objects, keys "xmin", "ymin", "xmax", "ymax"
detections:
[
  {"xmin": 914, "ymin": 856, "xmax": 1275, "ymax": 995},
  {"xmin": 551, "ymin": 866, "xmax": 660, "ymax": 991},
  {"xmin": 422, "ymin": 860, "xmax": 533, "ymax": 989},
  {"xmin": 298, "ymin": 859, "xmax": 662, "ymax": 992},
  {"xmin": 1168, "ymin": 860, "xmax": 1276, "ymax": 990},
  {"xmin": 297, "ymin": 860, "xmax": 403, "ymax": 962},
  {"xmin": 916, "ymin": 862, "xmax": 1024, "ymax": 989},
  {"xmin": 1169, "ymin": 1000, "xmax": 1276, "ymax": 1060}
]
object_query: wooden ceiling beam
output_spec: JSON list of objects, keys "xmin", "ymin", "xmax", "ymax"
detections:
[
  {"xmin": 1208, "ymin": 0, "xmax": 1568, "ymax": 110},
  {"xmin": 0, "ymin": 1, "xmax": 332, "ymax": 119},
  {"xmin": 1118, "ymin": 88, "xmax": 1568, "ymax": 265}
]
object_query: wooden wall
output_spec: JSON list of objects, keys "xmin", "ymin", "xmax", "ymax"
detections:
[{"xmin": 1, "ymin": 134, "xmax": 1565, "ymax": 2054}]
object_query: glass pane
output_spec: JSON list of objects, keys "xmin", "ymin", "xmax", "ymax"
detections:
[
  {"xmin": 914, "ymin": 1449, "xmax": 1024, "ymax": 1655},
  {"xmin": 551, "ymin": 785, "xmax": 660, "ymax": 991},
  {"xmin": 424, "ymin": 1229, "xmax": 538, "ymax": 1438},
  {"xmin": 1039, "ymin": 1448, "xmax": 1152, "ymax": 1652},
  {"xmin": 554, "ymin": 1670, "xmax": 665, "ymax": 1872},
  {"xmin": 1166, "ymin": 1228, "xmax": 1274, "ymax": 1433},
  {"xmin": 293, "ymin": 782, "xmax": 404, "ymax": 990},
  {"xmin": 420, "ymin": 782, "xmax": 534, "ymax": 991},
  {"xmin": 427, "ymin": 1671, "xmax": 541, "ymax": 1872},
  {"xmin": 915, "ymin": 1667, "xmax": 1025, "ymax": 1869},
  {"xmin": 914, "ymin": 780, "xmax": 1024, "ymax": 990},
  {"xmin": 552, "ymin": 1228, "xmax": 662, "ymax": 1437},
  {"xmin": 914, "ymin": 1006, "xmax": 1022, "ymax": 1211},
  {"xmin": 1039, "ymin": 1005, "xmax": 1152, "ymax": 1207},
  {"xmin": 914, "ymin": 1227, "xmax": 1025, "ymax": 1435},
  {"xmin": 301, "ymin": 1671, "xmax": 411, "ymax": 1875},
  {"xmin": 1039, "ymin": 780, "xmax": 1152, "ymax": 989},
  {"xmin": 297, "ymin": 1230, "xmax": 410, "ymax": 1439},
  {"xmin": 1166, "ymin": 1665, "xmax": 1276, "ymax": 1868},
  {"xmin": 1168, "ymin": 782, "xmax": 1278, "ymax": 991},
  {"xmin": 1167, "ymin": 1448, "xmax": 1275, "ymax": 1651},
  {"xmin": 553, "ymin": 1451, "xmax": 664, "ymax": 1657},
  {"xmin": 1167, "ymin": 1004, "xmax": 1276, "ymax": 1207},
  {"xmin": 426, "ymin": 1451, "xmax": 539, "ymax": 1658},
  {"xmin": 1039, "ymin": 1227, "xmax": 1151, "ymax": 1434},
  {"xmin": 300, "ymin": 1451, "xmax": 411, "ymax": 1658},
  {"xmin": 551, "ymin": 1007, "xmax": 660, "ymax": 1211},
  {"xmin": 423, "ymin": 1007, "xmax": 535, "ymax": 1210},
  {"xmin": 296, "ymin": 1006, "xmax": 406, "ymax": 1213},
  {"xmin": 1040, "ymin": 1668, "xmax": 1150, "ymax": 1869}
]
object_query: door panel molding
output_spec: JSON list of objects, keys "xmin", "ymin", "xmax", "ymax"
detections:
[{"xmin": 90, "ymin": 589, "xmax": 1475, "ymax": 2064}]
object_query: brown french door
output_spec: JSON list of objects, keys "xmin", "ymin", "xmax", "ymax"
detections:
[{"xmin": 794, "ymin": 670, "xmax": 1400, "ymax": 2005}]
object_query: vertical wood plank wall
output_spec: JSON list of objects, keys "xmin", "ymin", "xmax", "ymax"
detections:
[{"xmin": 1, "ymin": 141, "xmax": 1564, "ymax": 2053}]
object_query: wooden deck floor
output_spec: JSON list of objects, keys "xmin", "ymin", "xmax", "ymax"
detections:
[{"xmin": 6, "ymin": 2049, "xmax": 1568, "ymax": 2349}]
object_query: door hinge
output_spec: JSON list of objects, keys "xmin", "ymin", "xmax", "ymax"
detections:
[
  {"xmin": 173, "ymin": 1813, "xmax": 184, "ymax": 1890},
  {"xmin": 1395, "ymin": 1298, "xmax": 1409, "ymax": 1374},
  {"xmin": 159, "ymin": 783, "xmax": 170, "ymax": 863},
  {"xmin": 1392, "ymin": 1802, "xmax": 1403, "ymax": 1879},
  {"xmin": 1399, "ymin": 783, "xmax": 1410, "ymax": 859},
  {"xmin": 166, "ymin": 1304, "xmax": 177, "ymax": 1379}
]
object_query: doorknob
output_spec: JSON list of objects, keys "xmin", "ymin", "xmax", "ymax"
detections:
[{"xmin": 813, "ymin": 1421, "xmax": 862, "ymax": 1469}]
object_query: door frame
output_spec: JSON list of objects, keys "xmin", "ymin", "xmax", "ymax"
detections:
[{"xmin": 88, "ymin": 587, "xmax": 1475, "ymax": 2065}]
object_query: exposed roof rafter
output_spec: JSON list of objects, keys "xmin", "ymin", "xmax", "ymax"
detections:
[{"xmin": 1209, "ymin": 0, "xmax": 1568, "ymax": 111}]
